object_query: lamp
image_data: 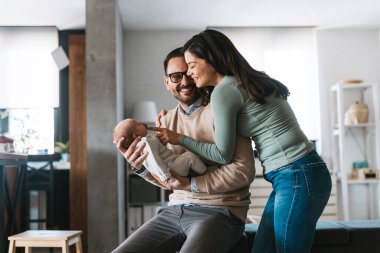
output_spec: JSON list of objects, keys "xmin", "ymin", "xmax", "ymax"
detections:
[{"xmin": 132, "ymin": 101, "xmax": 158, "ymax": 124}]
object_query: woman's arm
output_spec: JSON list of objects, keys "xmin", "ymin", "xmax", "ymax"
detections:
[
  {"xmin": 181, "ymin": 84, "xmax": 242, "ymax": 164},
  {"xmin": 150, "ymin": 81, "xmax": 244, "ymax": 164}
]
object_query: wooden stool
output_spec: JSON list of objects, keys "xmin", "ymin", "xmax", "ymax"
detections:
[{"xmin": 8, "ymin": 230, "xmax": 83, "ymax": 253}]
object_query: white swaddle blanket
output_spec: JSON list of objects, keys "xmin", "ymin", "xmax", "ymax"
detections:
[{"xmin": 138, "ymin": 135, "xmax": 207, "ymax": 181}]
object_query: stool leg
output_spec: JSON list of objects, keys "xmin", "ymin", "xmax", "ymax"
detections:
[
  {"xmin": 76, "ymin": 237, "xmax": 83, "ymax": 253},
  {"xmin": 7, "ymin": 240, "xmax": 15, "ymax": 253},
  {"xmin": 25, "ymin": 247, "xmax": 32, "ymax": 253},
  {"xmin": 62, "ymin": 241, "xmax": 69, "ymax": 253}
]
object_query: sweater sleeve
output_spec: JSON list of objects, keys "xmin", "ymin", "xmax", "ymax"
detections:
[
  {"xmin": 180, "ymin": 81, "xmax": 243, "ymax": 164},
  {"xmin": 195, "ymin": 135, "xmax": 255, "ymax": 194}
]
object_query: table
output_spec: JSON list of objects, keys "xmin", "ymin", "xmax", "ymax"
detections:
[{"xmin": 0, "ymin": 152, "xmax": 27, "ymax": 253}]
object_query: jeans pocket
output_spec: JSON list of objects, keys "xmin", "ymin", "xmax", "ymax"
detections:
[{"xmin": 301, "ymin": 162, "xmax": 332, "ymax": 196}]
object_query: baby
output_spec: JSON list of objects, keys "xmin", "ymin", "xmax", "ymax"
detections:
[{"xmin": 113, "ymin": 118, "xmax": 207, "ymax": 181}]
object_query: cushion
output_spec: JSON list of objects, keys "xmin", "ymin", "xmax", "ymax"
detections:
[
  {"xmin": 228, "ymin": 224, "xmax": 258, "ymax": 253},
  {"xmin": 313, "ymin": 220, "xmax": 350, "ymax": 246}
]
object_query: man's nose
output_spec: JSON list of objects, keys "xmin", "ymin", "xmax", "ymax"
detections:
[{"xmin": 182, "ymin": 74, "xmax": 193, "ymax": 84}]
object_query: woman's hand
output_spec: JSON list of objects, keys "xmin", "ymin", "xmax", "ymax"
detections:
[
  {"xmin": 148, "ymin": 126, "xmax": 181, "ymax": 145},
  {"xmin": 151, "ymin": 171, "xmax": 191, "ymax": 191},
  {"xmin": 156, "ymin": 109, "xmax": 168, "ymax": 127},
  {"xmin": 115, "ymin": 136, "xmax": 148, "ymax": 170}
]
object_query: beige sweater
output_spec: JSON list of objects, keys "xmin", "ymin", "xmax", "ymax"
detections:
[{"xmin": 143, "ymin": 103, "xmax": 255, "ymax": 222}]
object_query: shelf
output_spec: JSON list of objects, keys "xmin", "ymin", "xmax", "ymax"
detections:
[
  {"xmin": 347, "ymin": 179, "xmax": 379, "ymax": 184},
  {"xmin": 330, "ymin": 81, "xmax": 380, "ymax": 220},
  {"xmin": 340, "ymin": 83, "xmax": 374, "ymax": 90},
  {"xmin": 344, "ymin": 123, "xmax": 375, "ymax": 128},
  {"xmin": 331, "ymin": 82, "xmax": 374, "ymax": 91},
  {"xmin": 336, "ymin": 175, "xmax": 379, "ymax": 184}
]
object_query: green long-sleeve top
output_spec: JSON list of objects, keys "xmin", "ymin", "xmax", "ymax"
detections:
[{"xmin": 180, "ymin": 75, "xmax": 313, "ymax": 173}]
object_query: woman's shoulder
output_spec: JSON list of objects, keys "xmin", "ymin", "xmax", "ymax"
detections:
[
  {"xmin": 218, "ymin": 75, "xmax": 239, "ymax": 87},
  {"xmin": 213, "ymin": 75, "xmax": 246, "ymax": 100}
]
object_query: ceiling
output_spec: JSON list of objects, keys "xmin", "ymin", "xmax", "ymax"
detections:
[
  {"xmin": 1, "ymin": 0, "xmax": 380, "ymax": 30},
  {"xmin": 0, "ymin": 0, "xmax": 85, "ymax": 30},
  {"xmin": 118, "ymin": 0, "xmax": 380, "ymax": 30}
]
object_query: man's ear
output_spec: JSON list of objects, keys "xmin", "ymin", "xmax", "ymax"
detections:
[{"xmin": 163, "ymin": 75, "xmax": 170, "ymax": 91}]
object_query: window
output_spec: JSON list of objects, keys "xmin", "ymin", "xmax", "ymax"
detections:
[
  {"xmin": 7, "ymin": 108, "xmax": 55, "ymax": 154},
  {"xmin": 0, "ymin": 27, "xmax": 59, "ymax": 154}
]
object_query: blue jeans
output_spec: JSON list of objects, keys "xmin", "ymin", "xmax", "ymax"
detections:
[{"xmin": 252, "ymin": 150, "xmax": 332, "ymax": 253}]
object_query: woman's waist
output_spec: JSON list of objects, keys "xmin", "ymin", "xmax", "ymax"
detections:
[{"xmin": 260, "ymin": 141, "xmax": 314, "ymax": 173}]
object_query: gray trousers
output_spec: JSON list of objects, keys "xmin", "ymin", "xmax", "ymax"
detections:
[{"xmin": 111, "ymin": 205, "xmax": 245, "ymax": 253}]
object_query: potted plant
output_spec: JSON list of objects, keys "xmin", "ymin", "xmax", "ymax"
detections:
[{"xmin": 55, "ymin": 141, "xmax": 70, "ymax": 162}]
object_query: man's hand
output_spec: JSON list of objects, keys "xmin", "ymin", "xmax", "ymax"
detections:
[
  {"xmin": 156, "ymin": 109, "xmax": 168, "ymax": 127},
  {"xmin": 115, "ymin": 136, "xmax": 148, "ymax": 170},
  {"xmin": 148, "ymin": 126, "xmax": 181, "ymax": 145},
  {"xmin": 151, "ymin": 171, "xmax": 191, "ymax": 191}
]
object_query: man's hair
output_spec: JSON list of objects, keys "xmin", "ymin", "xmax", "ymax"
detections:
[{"xmin": 163, "ymin": 47, "xmax": 184, "ymax": 74}]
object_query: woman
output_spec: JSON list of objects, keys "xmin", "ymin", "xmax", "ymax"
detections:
[{"xmin": 150, "ymin": 29, "xmax": 332, "ymax": 253}]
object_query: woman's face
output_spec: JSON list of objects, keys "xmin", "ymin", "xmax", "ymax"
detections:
[{"xmin": 185, "ymin": 51, "xmax": 222, "ymax": 88}]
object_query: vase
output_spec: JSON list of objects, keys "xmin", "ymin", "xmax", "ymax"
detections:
[{"xmin": 61, "ymin": 153, "xmax": 70, "ymax": 162}]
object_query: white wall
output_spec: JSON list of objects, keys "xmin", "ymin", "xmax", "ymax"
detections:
[
  {"xmin": 316, "ymin": 29, "xmax": 380, "ymax": 219},
  {"xmin": 123, "ymin": 30, "xmax": 201, "ymax": 117},
  {"xmin": 316, "ymin": 29, "xmax": 380, "ymax": 160},
  {"xmin": 214, "ymin": 27, "xmax": 320, "ymax": 147},
  {"xmin": 123, "ymin": 28, "xmax": 380, "ymax": 220}
]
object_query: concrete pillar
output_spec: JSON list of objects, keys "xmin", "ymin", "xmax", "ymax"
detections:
[{"xmin": 86, "ymin": 0, "xmax": 119, "ymax": 252}]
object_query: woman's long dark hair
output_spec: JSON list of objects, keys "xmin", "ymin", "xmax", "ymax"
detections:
[{"xmin": 183, "ymin": 29, "xmax": 290, "ymax": 104}]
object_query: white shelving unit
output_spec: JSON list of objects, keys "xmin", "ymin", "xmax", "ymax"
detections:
[{"xmin": 330, "ymin": 82, "xmax": 380, "ymax": 220}]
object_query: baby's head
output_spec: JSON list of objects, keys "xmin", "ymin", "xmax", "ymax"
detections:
[{"xmin": 113, "ymin": 118, "xmax": 148, "ymax": 149}]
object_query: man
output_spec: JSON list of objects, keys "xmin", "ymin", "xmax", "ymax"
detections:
[{"xmin": 112, "ymin": 48, "xmax": 255, "ymax": 253}]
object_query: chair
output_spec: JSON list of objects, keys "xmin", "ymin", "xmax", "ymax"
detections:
[{"xmin": 23, "ymin": 154, "xmax": 60, "ymax": 230}]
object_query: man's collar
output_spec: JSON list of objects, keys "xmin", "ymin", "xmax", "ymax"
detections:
[{"xmin": 180, "ymin": 97, "xmax": 203, "ymax": 115}]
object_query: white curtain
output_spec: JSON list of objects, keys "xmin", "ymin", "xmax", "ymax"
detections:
[{"xmin": 0, "ymin": 27, "xmax": 59, "ymax": 108}]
